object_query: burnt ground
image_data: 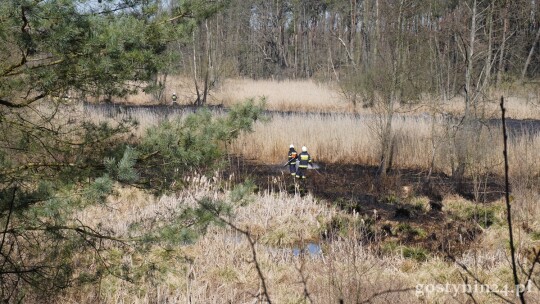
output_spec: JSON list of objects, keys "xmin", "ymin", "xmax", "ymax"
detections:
[{"xmin": 227, "ymin": 157, "xmax": 506, "ymax": 258}]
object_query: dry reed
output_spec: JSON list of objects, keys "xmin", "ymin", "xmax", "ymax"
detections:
[
  {"xmin": 58, "ymin": 182, "xmax": 537, "ymax": 303},
  {"xmin": 81, "ymin": 102, "xmax": 540, "ymax": 178},
  {"xmin": 110, "ymin": 77, "xmax": 540, "ymax": 119}
]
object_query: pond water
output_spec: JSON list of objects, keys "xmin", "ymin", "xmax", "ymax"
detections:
[{"xmin": 292, "ymin": 243, "xmax": 322, "ymax": 256}]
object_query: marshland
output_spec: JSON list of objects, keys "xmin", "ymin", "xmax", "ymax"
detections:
[{"xmin": 2, "ymin": 1, "xmax": 540, "ymax": 304}]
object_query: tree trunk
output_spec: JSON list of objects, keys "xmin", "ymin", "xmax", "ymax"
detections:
[
  {"xmin": 192, "ymin": 30, "xmax": 201, "ymax": 106},
  {"xmin": 349, "ymin": 0, "xmax": 356, "ymax": 64},
  {"xmin": 372, "ymin": 0, "xmax": 380, "ymax": 66},
  {"xmin": 455, "ymin": 0, "xmax": 477, "ymax": 180},
  {"xmin": 521, "ymin": 24, "xmax": 540, "ymax": 81},
  {"xmin": 496, "ymin": 0, "xmax": 509, "ymax": 87},
  {"xmin": 378, "ymin": 0, "xmax": 404, "ymax": 177},
  {"xmin": 464, "ymin": 0, "xmax": 476, "ymax": 118},
  {"xmin": 482, "ymin": 2, "xmax": 494, "ymax": 92},
  {"xmin": 378, "ymin": 112, "xmax": 394, "ymax": 176},
  {"xmin": 202, "ymin": 19, "xmax": 212, "ymax": 106}
]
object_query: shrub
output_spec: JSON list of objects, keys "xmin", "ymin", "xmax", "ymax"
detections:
[
  {"xmin": 137, "ymin": 99, "xmax": 265, "ymax": 191},
  {"xmin": 444, "ymin": 197, "xmax": 502, "ymax": 229},
  {"xmin": 402, "ymin": 246, "xmax": 429, "ymax": 262},
  {"xmin": 394, "ymin": 223, "xmax": 427, "ymax": 239}
]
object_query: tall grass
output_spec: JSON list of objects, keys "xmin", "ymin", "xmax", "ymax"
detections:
[
  {"xmin": 56, "ymin": 80, "xmax": 540, "ymax": 303},
  {"xmin": 215, "ymin": 78, "xmax": 350, "ymax": 112},
  {"xmin": 228, "ymin": 112, "xmax": 540, "ymax": 177},
  {"xmin": 58, "ymin": 182, "xmax": 535, "ymax": 303},
  {"xmin": 106, "ymin": 77, "xmax": 540, "ymax": 119},
  {"xmin": 81, "ymin": 101, "xmax": 540, "ymax": 178}
]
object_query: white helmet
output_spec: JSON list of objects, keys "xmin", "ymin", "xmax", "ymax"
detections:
[
  {"xmin": 302, "ymin": 146, "xmax": 307, "ymax": 152},
  {"xmin": 290, "ymin": 144, "xmax": 294, "ymax": 148}
]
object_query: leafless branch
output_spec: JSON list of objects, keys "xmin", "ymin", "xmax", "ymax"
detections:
[
  {"xmin": 198, "ymin": 201, "xmax": 272, "ymax": 303},
  {"xmin": 0, "ymin": 94, "xmax": 46, "ymax": 108},
  {"xmin": 449, "ymin": 255, "xmax": 513, "ymax": 303},
  {"xmin": 358, "ymin": 287, "xmax": 416, "ymax": 304},
  {"xmin": 294, "ymin": 251, "xmax": 313, "ymax": 304},
  {"xmin": 501, "ymin": 96, "xmax": 526, "ymax": 304},
  {"xmin": 0, "ymin": 187, "xmax": 17, "ymax": 256},
  {"xmin": 3, "ymin": 225, "xmax": 130, "ymax": 243}
]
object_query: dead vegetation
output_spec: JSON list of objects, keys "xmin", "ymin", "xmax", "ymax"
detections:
[
  {"xmin": 51, "ymin": 162, "xmax": 540, "ymax": 303},
  {"xmin": 37, "ymin": 80, "xmax": 540, "ymax": 303}
]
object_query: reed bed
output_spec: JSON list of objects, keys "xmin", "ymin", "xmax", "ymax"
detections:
[
  {"xmin": 215, "ymin": 78, "xmax": 350, "ymax": 112},
  {"xmin": 80, "ymin": 101, "xmax": 540, "ymax": 178},
  {"xmin": 115, "ymin": 77, "xmax": 540, "ymax": 119},
  {"xmin": 53, "ymin": 81, "xmax": 540, "ymax": 303},
  {"xmin": 228, "ymin": 112, "xmax": 540, "ymax": 177},
  {"xmin": 59, "ymin": 182, "xmax": 533, "ymax": 304}
]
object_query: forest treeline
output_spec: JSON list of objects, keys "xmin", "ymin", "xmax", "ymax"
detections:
[{"xmin": 180, "ymin": 0, "xmax": 540, "ymax": 104}]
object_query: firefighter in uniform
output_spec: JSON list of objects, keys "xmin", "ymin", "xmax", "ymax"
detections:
[
  {"xmin": 295, "ymin": 146, "xmax": 311, "ymax": 179},
  {"xmin": 287, "ymin": 144, "xmax": 298, "ymax": 176}
]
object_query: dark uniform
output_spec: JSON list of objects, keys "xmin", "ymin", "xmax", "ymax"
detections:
[
  {"xmin": 288, "ymin": 147, "xmax": 298, "ymax": 176},
  {"xmin": 295, "ymin": 151, "xmax": 311, "ymax": 179}
]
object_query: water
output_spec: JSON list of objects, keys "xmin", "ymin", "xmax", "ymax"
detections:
[{"xmin": 292, "ymin": 243, "xmax": 322, "ymax": 256}]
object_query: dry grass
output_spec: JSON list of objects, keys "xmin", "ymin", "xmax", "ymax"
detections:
[
  {"xmin": 232, "ymin": 113, "xmax": 446, "ymax": 167},
  {"xmin": 110, "ymin": 77, "xmax": 349, "ymax": 112},
  {"xmin": 214, "ymin": 78, "xmax": 350, "ymax": 112},
  {"xmin": 56, "ymin": 181, "xmax": 540, "ymax": 304},
  {"xmin": 79, "ymin": 78, "xmax": 540, "ymax": 179},
  {"xmin": 81, "ymin": 101, "xmax": 540, "ymax": 178},
  {"xmin": 433, "ymin": 95, "xmax": 540, "ymax": 120},
  {"xmin": 47, "ymin": 79, "xmax": 540, "ymax": 303},
  {"xmin": 228, "ymin": 112, "xmax": 540, "ymax": 177},
  {"xmin": 8, "ymin": 80, "xmax": 540, "ymax": 303},
  {"xmin": 105, "ymin": 77, "xmax": 540, "ymax": 119}
]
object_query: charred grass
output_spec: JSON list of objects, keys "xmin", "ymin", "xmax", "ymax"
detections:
[{"xmin": 225, "ymin": 158, "xmax": 509, "ymax": 259}]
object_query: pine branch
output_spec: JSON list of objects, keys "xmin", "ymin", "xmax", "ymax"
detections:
[{"xmin": 0, "ymin": 94, "xmax": 46, "ymax": 108}]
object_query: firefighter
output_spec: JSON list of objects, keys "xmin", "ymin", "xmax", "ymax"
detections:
[
  {"xmin": 287, "ymin": 144, "xmax": 298, "ymax": 176},
  {"xmin": 295, "ymin": 146, "xmax": 312, "ymax": 179}
]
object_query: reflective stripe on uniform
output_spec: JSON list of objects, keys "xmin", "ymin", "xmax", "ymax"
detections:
[{"xmin": 299, "ymin": 154, "xmax": 309, "ymax": 168}]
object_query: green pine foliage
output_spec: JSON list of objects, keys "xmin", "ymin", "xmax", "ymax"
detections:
[
  {"xmin": 0, "ymin": 0, "xmax": 239, "ymax": 299},
  {"xmin": 138, "ymin": 98, "xmax": 265, "ymax": 190},
  {"xmin": 141, "ymin": 197, "xmax": 231, "ymax": 245},
  {"xmin": 229, "ymin": 179, "xmax": 256, "ymax": 206},
  {"xmin": 84, "ymin": 175, "xmax": 114, "ymax": 203},
  {"xmin": 105, "ymin": 146, "xmax": 140, "ymax": 183}
]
